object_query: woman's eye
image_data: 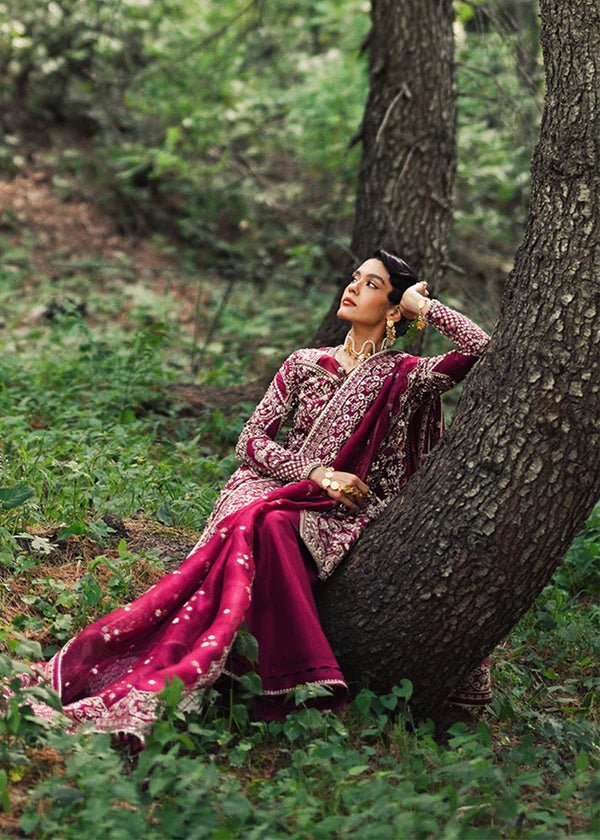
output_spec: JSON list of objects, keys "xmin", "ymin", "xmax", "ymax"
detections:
[{"xmin": 367, "ymin": 281, "xmax": 377, "ymax": 289}]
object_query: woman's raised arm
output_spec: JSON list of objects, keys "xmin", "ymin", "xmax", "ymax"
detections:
[
  {"xmin": 415, "ymin": 298, "xmax": 491, "ymax": 395},
  {"xmin": 235, "ymin": 351, "xmax": 322, "ymax": 483}
]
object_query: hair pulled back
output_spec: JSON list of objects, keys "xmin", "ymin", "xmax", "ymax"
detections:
[
  {"xmin": 372, "ymin": 248, "xmax": 418, "ymax": 304},
  {"xmin": 372, "ymin": 248, "xmax": 419, "ymax": 334}
]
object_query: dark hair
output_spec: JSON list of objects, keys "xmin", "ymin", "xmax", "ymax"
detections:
[{"xmin": 372, "ymin": 248, "xmax": 419, "ymax": 305}]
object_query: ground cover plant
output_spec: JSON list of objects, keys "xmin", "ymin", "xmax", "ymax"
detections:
[{"xmin": 0, "ymin": 222, "xmax": 598, "ymax": 838}]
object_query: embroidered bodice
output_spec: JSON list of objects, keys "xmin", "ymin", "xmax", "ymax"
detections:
[
  {"xmin": 235, "ymin": 298, "xmax": 490, "ymax": 484},
  {"xmin": 197, "ymin": 298, "xmax": 491, "ymax": 579}
]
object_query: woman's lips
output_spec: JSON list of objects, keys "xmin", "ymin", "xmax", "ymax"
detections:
[{"xmin": 342, "ymin": 298, "xmax": 356, "ymax": 307}]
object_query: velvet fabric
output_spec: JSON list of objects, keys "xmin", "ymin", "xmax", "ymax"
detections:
[
  {"xmin": 225, "ymin": 508, "xmax": 348, "ymax": 722},
  {"xmin": 19, "ymin": 351, "xmax": 441, "ymax": 739}
]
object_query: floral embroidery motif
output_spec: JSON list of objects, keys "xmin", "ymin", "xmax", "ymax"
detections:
[
  {"xmin": 235, "ymin": 349, "xmax": 328, "ymax": 483},
  {"xmin": 448, "ymin": 657, "xmax": 492, "ymax": 704},
  {"xmin": 417, "ymin": 297, "xmax": 490, "ymax": 393}
]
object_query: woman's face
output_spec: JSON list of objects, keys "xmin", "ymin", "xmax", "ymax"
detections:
[{"xmin": 336, "ymin": 258, "xmax": 398, "ymax": 327}]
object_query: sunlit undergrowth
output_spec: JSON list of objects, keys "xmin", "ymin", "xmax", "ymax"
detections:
[{"xmin": 0, "ymin": 252, "xmax": 598, "ymax": 838}]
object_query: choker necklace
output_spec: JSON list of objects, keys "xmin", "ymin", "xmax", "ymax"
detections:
[{"xmin": 343, "ymin": 333, "xmax": 382, "ymax": 363}]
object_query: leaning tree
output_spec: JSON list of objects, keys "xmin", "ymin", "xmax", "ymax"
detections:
[
  {"xmin": 313, "ymin": 0, "xmax": 456, "ymax": 348},
  {"xmin": 318, "ymin": 0, "xmax": 600, "ymax": 717}
]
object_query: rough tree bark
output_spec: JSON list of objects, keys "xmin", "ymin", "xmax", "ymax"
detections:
[
  {"xmin": 312, "ymin": 0, "xmax": 457, "ymax": 348},
  {"xmin": 318, "ymin": 0, "xmax": 600, "ymax": 716}
]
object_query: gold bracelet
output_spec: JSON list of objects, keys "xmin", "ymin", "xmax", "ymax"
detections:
[{"xmin": 321, "ymin": 467, "xmax": 340, "ymax": 492}]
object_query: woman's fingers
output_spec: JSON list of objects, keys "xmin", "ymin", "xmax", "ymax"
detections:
[
  {"xmin": 321, "ymin": 472, "xmax": 370, "ymax": 510},
  {"xmin": 338, "ymin": 493, "xmax": 360, "ymax": 511},
  {"xmin": 325, "ymin": 487, "xmax": 359, "ymax": 510},
  {"xmin": 343, "ymin": 475, "xmax": 370, "ymax": 496},
  {"xmin": 356, "ymin": 478, "xmax": 370, "ymax": 495}
]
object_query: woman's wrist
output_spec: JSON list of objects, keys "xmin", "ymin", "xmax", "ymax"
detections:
[
  {"xmin": 401, "ymin": 296, "xmax": 432, "ymax": 320},
  {"xmin": 422, "ymin": 297, "xmax": 441, "ymax": 322},
  {"xmin": 309, "ymin": 465, "xmax": 327, "ymax": 485},
  {"xmin": 412, "ymin": 298, "xmax": 432, "ymax": 320},
  {"xmin": 309, "ymin": 465, "xmax": 339, "ymax": 490}
]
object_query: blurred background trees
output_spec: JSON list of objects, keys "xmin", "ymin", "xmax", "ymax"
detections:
[
  {"xmin": 0, "ymin": 0, "xmax": 543, "ymax": 299},
  {"xmin": 313, "ymin": 0, "xmax": 457, "ymax": 347}
]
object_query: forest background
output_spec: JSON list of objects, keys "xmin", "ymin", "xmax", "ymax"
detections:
[{"xmin": 0, "ymin": 0, "xmax": 598, "ymax": 837}]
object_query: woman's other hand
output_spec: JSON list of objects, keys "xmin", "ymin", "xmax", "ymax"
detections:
[
  {"xmin": 399, "ymin": 281, "xmax": 431, "ymax": 319},
  {"xmin": 309, "ymin": 467, "xmax": 370, "ymax": 511}
]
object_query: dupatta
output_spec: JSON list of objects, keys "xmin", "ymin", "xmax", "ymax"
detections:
[{"xmin": 19, "ymin": 350, "xmax": 442, "ymax": 740}]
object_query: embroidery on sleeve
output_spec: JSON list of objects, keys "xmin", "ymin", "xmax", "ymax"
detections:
[{"xmin": 234, "ymin": 350, "xmax": 325, "ymax": 483}]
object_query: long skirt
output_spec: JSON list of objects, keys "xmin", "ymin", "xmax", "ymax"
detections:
[
  {"xmin": 9, "ymin": 483, "xmax": 491, "ymax": 741},
  {"xmin": 10, "ymin": 484, "xmax": 347, "ymax": 741},
  {"xmin": 226, "ymin": 508, "xmax": 491, "ymax": 714},
  {"xmin": 225, "ymin": 508, "xmax": 348, "ymax": 720}
]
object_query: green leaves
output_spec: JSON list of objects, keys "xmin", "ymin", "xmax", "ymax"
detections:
[
  {"xmin": 0, "ymin": 768, "xmax": 11, "ymax": 812},
  {"xmin": 0, "ymin": 483, "xmax": 34, "ymax": 512},
  {"xmin": 238, "ymin": 672, "xmax": 262, "ymax": 696},
  {"xmin": 233, "ymin": 626, "xmax": 259, "ymax": 665},
  {"xmin": 352, "ymin": 679, "xmax": 413, "ymax": 720},
  {"xmin": 0, "ymin": 662, "xmax": 597, "ymax": 837}
]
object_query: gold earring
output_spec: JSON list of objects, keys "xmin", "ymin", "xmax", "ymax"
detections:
[{"xmin": 385, "ymin": 317, "xmax": 396, "ymax": 347}]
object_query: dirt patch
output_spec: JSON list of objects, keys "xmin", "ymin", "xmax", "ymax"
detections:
[
  {"xmin": 0, "ymin": 162, "xmax": 199, "ymax": 333},
  {"xmin": 0, "ymin": 515, "xmax": 198, "ymax": 648},
  {"xmin": 166, "ymin": 381, "xmax": 267, "ymax": 415},
  {"xmin": 0, "ymin": 170, "xmax": 168, "ymax": 274}
]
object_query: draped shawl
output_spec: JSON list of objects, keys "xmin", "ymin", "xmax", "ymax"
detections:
[
  {"xmin": 17, "ymin": 350, "xmax": 444, "ymax": 739},
  {"xmin": 196, "ymin": 349, "xmax": 445, "ymax": 579}
]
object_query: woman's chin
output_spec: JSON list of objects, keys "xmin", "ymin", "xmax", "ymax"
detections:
[{"xmin": 336, "ymin": 308, "xmax": 353, "ymax": 321}]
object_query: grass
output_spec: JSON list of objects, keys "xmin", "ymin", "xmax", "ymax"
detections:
[{"xmin": 0, "ymin": 236, "xmax": 598, "ymax": 838}]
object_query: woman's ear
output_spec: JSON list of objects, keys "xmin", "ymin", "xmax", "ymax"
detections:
[{"xmin": 388, "ymin": 306, "xmax": 403, "ymax": 324}]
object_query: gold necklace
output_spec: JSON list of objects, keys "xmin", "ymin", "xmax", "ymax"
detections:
[{"xmin": 343, "ymin": 332, "xmax": 380, "ymax": 363}]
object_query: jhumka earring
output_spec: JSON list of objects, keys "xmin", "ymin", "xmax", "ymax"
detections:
[
  {"xmin": 382, "ymin": 317, "xmax": 396, "ymax": 350},
  {"xmin": 415, "ymin": 302, "xmax": 426, "ymax": 330}
]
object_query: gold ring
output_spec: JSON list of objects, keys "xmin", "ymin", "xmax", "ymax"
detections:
[{"xmin": 341, "ymin": 485, "xmax": 365, "ymax": 498}]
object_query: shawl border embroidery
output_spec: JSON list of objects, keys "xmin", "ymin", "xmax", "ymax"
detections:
[
  {"xmin": 299, "ymin": 351, "xmax": 397, "ymax": 459},
  {"xmin": 300, "ymin": 361, "xmax": 443, "ymax": 580}
]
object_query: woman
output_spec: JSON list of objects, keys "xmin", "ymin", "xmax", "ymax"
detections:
[{"xmin": 16, "ymin": 249, "xmax": 492, "ymax": 741}]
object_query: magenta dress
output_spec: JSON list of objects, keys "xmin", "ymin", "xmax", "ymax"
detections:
[{"xmin": 14, "ymin": 299, "xmax": 493, "ymax": 740}]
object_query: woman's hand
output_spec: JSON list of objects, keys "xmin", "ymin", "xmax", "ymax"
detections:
[
  {"xmin": 399, "ymin": 281, "xmax": 431, "ymax": 320},
  {"xmin": 308, "ymin": 467, "xmax": 370, "ymax": 512}
]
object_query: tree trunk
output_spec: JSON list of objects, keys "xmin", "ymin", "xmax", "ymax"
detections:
[
  {"xmin": 318, "ymin": 0, "xmax": 600, "ymax": 717},
  {"xmin": 312, "ymin": 0, "xmax": 457, "ymax": 348}
]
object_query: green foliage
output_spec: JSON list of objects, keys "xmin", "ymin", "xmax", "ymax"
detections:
[
  {"xmin": 0, "ymin": 308, "xmax": 228, "ymax": 530},
  {"xmin": 0, "ymin": 257, "xmax": 597, "ymax": 835},
  {"xmin": 0, "ymin": 484, "xmax": 35, "ymax": 512},
  {"xmin": 0, "ymin": 0, "xmax": 542, "ymax": 272},
  {"xmin": 3, "ymin": 663, "xmax": 598, "ymax": 838},
  {"xmin": 553, "ymin": 504, "xmax": 600, "ymax": 597},
  {"xmin": 455, "ymin": 18, "xmax": 543, "ymax": 249},
  {"xmin": 0, "ymin": 0, "xmax": 369, "ymax": 271}
]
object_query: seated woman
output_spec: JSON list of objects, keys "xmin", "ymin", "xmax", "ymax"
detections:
[{"xmin": 15, "ymin": 248, "xmax": 492, "ymax": 741}]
